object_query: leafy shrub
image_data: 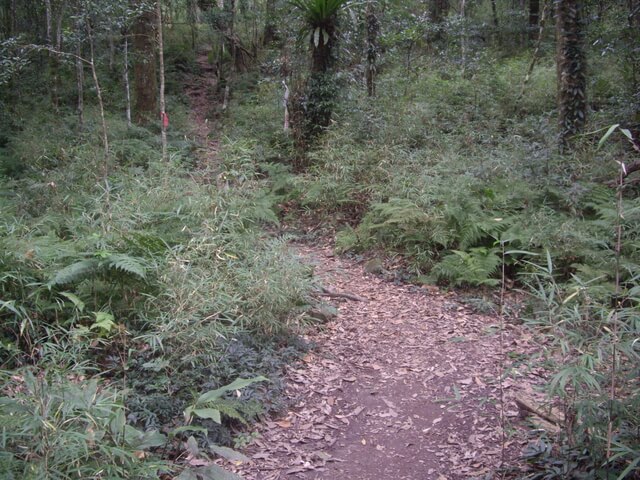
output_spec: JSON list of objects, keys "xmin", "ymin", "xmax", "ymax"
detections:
[{"xmin": 0, "ymin": 370, "xmax": 166, "ymax": 479}]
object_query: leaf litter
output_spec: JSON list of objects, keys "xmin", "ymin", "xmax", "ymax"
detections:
[{"xmin": 219, "ymin": 241, "xmax": 550, "ymax": 479}]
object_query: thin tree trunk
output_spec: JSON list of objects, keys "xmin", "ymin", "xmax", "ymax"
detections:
[
  {"xmin": 44, "ymin": 0, "xmax": 59, "ymax": 109},
  {"xmin": 123, "ymin": 35, "xmax": 132, "ymax": 128},
  {"xmin": 366, "ymin": 2, "xmax": 380, "ymax": 97},
  {"xmin": 491, "ymin": 0, "xmax": 499, "ymax": 28},
  {"xmin": 629, "ymin": 0, "xmax": 640, "ymax": 121},
  {"xmin": 132, "ymin": 4, "xmax": 157, "ymax": 124},
  {"xmin": 519, "ymin": 0, "xmax": 549, "ymax": 98},
  {"xmin": 86, "ymin": 22, "xmax": 110, "ymax": 170},
  {"xmin": 229, "ymin": 0, "xmax": 237, "ymax": 72},
  {"xmin": 556, "ymin": 0, "xmax": 587, "ymax": 151},
  {"xmin": 108, "ymin": 34, "xmax": 115, "ymax": 72},
  {"xmin": 156, "ymin": 1, "xmax": 167, "ymax": 161},
  {"xmin": 282, "ymin": 80, "xmax": 290, "ymax": 131},
  {"xmin": 460, "ymin": 0, "xmax": 467, "ymax": 74},
  {"xmin": 76, "ymin": 32, "xmax": 84, "ymax": 130},
  {"xmin": 263, "ymin": 0, "xmax": 277, "ymax": 44},
  {"xmin": 9, "ymin": 0, "xmax": 17, "ymax": 36},
  {"xmin": 529, "ymin": 0, "xmax": 540, "ymax": 40},
  {"xmin": 45, "ymin": 0, "xmax": 52, "ymax": 46},
  {"xmin": 186, "ymin": 0, "xmax": 198, "ymax": 48},
  {"xmin": 54, "ymin": 2, "xmax": 65, "ymax": 108}
]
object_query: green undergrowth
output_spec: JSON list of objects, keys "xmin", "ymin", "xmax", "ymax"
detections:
[
  {"xmin": 219, "ymin": 46, "xmax": 640, "ymax": 476},
  {"xmin": 0, "ymin": 91, "xmax": 315, "ymax": 476},
  {"xmin": 223, "ymin": 52, "xmax": 638, "ymax": 290}
]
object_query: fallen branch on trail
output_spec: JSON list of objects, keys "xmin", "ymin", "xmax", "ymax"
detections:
[
  {"xmin": 514, "ymin": 394, "xmax": 564, "ymax": 426},
  {"xmin": 317, "ymin": 287, "xmax": 366, "ymax": 302}
]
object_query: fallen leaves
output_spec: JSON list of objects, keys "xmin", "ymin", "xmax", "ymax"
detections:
[{"xmin": 219, "ymin": 243, "xmax": 547, "ymax": 480}]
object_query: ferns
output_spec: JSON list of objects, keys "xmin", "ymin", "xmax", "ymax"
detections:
[
  {"xmin": 106, "ymin": 254, "xmax": 148, "ymax": 280},
  {"xmin": 432, "ymin": 248, "xmax": 502, "ymax": 287},
  {"xmin": 48, "ymin": 253, "xmax": 148, "ymax": 287},
  {"xmin": 49, "ymin": 259, "xmax": 100, "ymax": 286}
]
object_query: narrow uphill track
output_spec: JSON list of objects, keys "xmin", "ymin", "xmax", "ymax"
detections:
[
  {"xmin": 184, "ymin": 50, "xmax": 221, "ymax": 179},
  {"xmin": 223, "ymin": 242, "xmax": 545, "ymax": 480}
]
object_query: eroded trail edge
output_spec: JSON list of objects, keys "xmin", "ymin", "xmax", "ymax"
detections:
[{"xmin": 225, "ymin": 242, "xmax": 545, "ymax": 480}]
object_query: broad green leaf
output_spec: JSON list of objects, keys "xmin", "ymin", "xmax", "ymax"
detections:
[
  {"xmin": 620, "ymin": 128, "xmax": 633, "ymax": 141},
  {"xmin": 209, "ymin": 445, "xmax": 250, "ymax": 463},
  {"xmin": 597, "ymin": 124, "xmax": 620, "ymax": 150},
  {"xmin": 60, "ymin": 292, "xmax": 85, "ymax": 312},
  {"xmin": 198, "ymin": 464, "xmax": 244, "ymax": 480},
  {"xmin": 91, "ymin": 311, "xmax": 116, "ymax": 333},
  {"xmin": 189, "ymin": 408, "xmax": 222, "ymax": 424},
  {"xmin": 186, "ymin": 435, "xmax": 199, "ymax": 456},
  {"xmin": 196, "ymin": 376, "xmax": 268, "ymax": 405},
  {"xmin": 124, "ymin": 425, "xmax": 167, "ymax": 449}
]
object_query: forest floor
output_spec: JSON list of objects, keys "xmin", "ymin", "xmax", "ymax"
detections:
[
  {"xmin": 224, "ymin": 242, "xmax": 549, "ymax": 480},
  {"xmin": 185, "ymin": 56, "xmax": 551, "ymax": 479}
]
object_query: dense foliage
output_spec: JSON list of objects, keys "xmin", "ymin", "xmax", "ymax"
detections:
[{"xmin": 1, "ymin": 0, "xmax": 639, "ymax": 478}]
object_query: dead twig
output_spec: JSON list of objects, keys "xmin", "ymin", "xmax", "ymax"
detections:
[{"xmin": 317, "ymin": 287, "xmax": 366, "ymax": 302}]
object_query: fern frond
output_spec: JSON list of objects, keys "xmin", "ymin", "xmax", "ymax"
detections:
[
  {"xmin": 49, "ymin": 259, "xmax": 100, "ymax": 287},
  {"xmin": 105, "ymin": 254, "xmax": 147, "ymax": 280},
  {"xmin": 213, "ymin": 400, "xmax": 248, "ymax": 425},
  {"xmin": 433, "ymin": 247, "xmax": 501, "ymax": 286}
]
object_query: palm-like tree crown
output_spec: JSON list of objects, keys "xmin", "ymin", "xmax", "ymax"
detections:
[{"xmin": 290, "ymin": 0, "xmax": 348, "ymax": 27}]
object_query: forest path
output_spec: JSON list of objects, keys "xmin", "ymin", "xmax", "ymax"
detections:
[
  {"xmin": 226, "ymin": 241, "xmax": 544, "ymax": 480},
  {"xmin": 182, "ymin": 58, "xmax": 542, "ymax": 479},
  {"xmin": 184, "ymin": 49, "xmax": 221, "ymax": 180}
]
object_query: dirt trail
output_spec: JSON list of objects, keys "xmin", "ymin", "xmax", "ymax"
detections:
[
  {"xmin": 222, "ymin": 242, "xmax": 544, "ymax": 480},
  {"xmin": 182, "ymin": 60, "xmax": 546, "ymax": 479},
  {"xmin": 184, "ymin": 50, "xmax": 221, "ymax": 179}
]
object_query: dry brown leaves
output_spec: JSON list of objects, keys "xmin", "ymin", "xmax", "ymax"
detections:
[{"xmin": 219, "ymin": 242, "xmax": 549, "ymax": 480}]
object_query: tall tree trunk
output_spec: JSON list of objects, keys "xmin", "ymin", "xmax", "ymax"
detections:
[
  {"xmin": 8, "ymin": 0, "xmax": 17, "ymax": 36},
  {"xmin": 75, "ymin": 19, "xmax": 84, "ymax": 130},
  {"xmin": 491, "ymin": 0, "xmax": 499, "ymax": 28},
  {"xmin": 108, "ymin": 34, "xmax": 116, "ymax": 73},
  {"xmin": 186, "ymin": 0, "xmax": 198, "ymax": 48},
  {"xmin": 86, "ymin": 21, "xmax": 109, "ymax": 165},
  {"xmin": 311, "ymin": 20, "xmax": 335, "ymax": 74},
  {"xmin": 366, "ymin": 2, "xmax": 380, "ymax": 97},
  {"xmin": 44, "ymin": 0, "xmax": 58, "ymax": 109},
  {"xmin": 556, "ymin": 0, "xmax": 587, "ymax": 151},
  {"xmin": 629, "ymin": 0, "xmax": 640, "ymax": 121},
  {"xmin": 123, "ymin": 35, "xmax": 132, "ymax": 128},
  {"xmin": 156, "ymin": 1, "xmax": 167, "ymax": 161},
  {"xmin": 429, "ymin": 0, "xmax": 449, "ymax": 40},
  {"xmin": 221, "ymin": 0, "xmax": 236, "ymax": 111},
  {"xmin": 263, "ymin": 0, "xmax": 277, "ymax": 44},
  {"xmin": 529, "ymin": 0, "xmax": 540, "ymax": 40},
  {"xmin": 460, "ymin": 0, "xmax": 467, "ymax": 74},
  {"xmin": 132, "ymin": 3, "xmax": 157, "ymax": 124}
]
